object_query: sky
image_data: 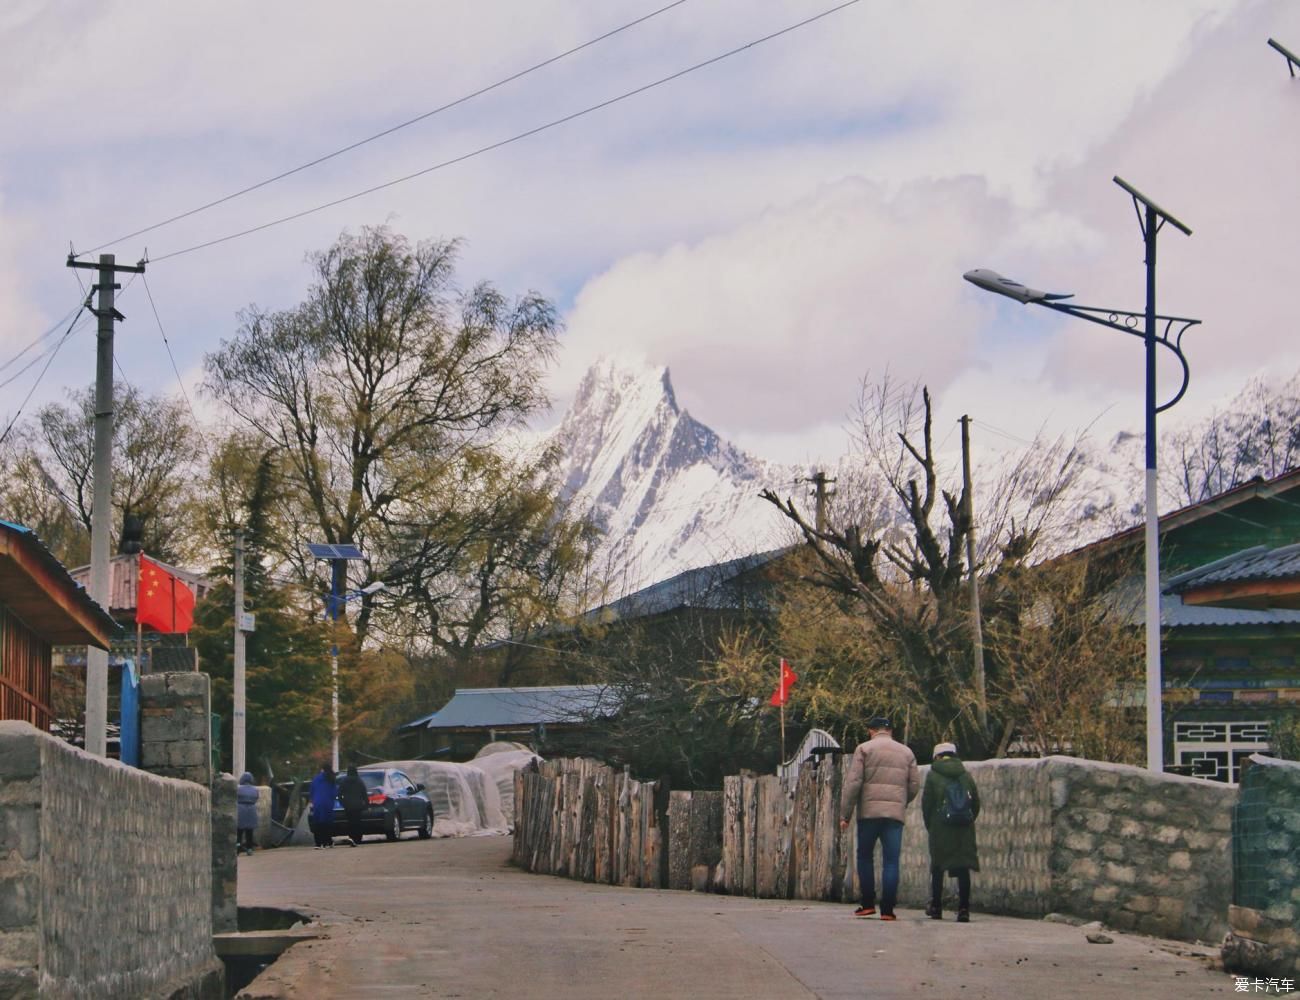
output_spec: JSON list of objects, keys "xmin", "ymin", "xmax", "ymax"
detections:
[{"xmin": 2, "ymin": 0, "xmax": 1298, "ymax": 471}]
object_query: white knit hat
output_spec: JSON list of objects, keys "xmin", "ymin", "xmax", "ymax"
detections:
[{"xmin": 932, "ymin": 742, "xmax": 957, "ymax": 758}]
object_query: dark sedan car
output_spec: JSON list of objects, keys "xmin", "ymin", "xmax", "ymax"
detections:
[{"xmin": 330, "ymin": 768, "xmax": 434, "ymax": 842}]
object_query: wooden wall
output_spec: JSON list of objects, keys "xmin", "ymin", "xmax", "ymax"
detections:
[{"xmin": 0, "ymin": 605, "xmax": 53, "ymax": 731}]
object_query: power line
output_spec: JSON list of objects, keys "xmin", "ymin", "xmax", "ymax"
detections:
[
  {"xmin": 0, "ymin": 307, "xmax": 89, "ymax": 449},
  {"xmin": 147, "ymin": 0, "xmax": 863, "ymax": 264},
  {"xmin": 0, "ymin": 295, "xmax": 87, "ymax": 378},
  {"xmin": 141, "ymin": 274, "xmax": 205, "ymax": 435},
  {"xmin": 76, "ymin": 0, "xmax": 688, "ymax": 256}
]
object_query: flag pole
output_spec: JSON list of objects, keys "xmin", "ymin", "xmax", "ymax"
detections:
[
  {"xmin": 136, "ymin": 621, "xmax": 143, "ymax": 675},
  {"xmin": 779, "ymin": 659, "xmax": 786, "ymax": 765}
]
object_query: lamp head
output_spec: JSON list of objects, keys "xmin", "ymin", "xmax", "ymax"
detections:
[{"xmin": 963, "ymin": 268, "xmax": 1073, "ymax": 304}]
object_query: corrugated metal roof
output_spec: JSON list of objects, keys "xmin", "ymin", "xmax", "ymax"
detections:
[
  {"xmin": 0, "ymin": 520, "xmax": 117, "ymax": 645},
  {"xmin": 1110, "ymin": 577, "xmax": 1300, "ymax": 628},
  {"xmin": 1166, "ymin": 543, "xmax": 1300, "ymax": 592},
  {"xmin": 401, "ymin": 685, "xmax": 619, "ymax": 732},
  {"xmin": 583, "ymin": 547, "xmax": 792, "ymax": 623},
  {"xmin": 67, "ymin": 553, "xmax": 214, "ymax": 618}
]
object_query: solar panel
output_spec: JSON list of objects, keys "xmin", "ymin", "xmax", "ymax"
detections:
[{"xmin": 307, "ymin": 542, "xmax": 365, "ymax": 560}]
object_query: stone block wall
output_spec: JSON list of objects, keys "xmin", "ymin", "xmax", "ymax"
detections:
[
  {"xmin": 140, "ymin": 672, "xmax": 212, "ymax": 786},
  {"xmin": 211, "ymin": 774, "xmax": 237, "ymax": 934},
  {"xmin": 0, "ymin": 721, "xmax": 222, "ymax": 999},
  {"xmin": 898, "ymin": 757, "xmax": 1053, "ymax": 916},
  {"xmin": 898, "ymin": 756, "xmax": 1232, "ymax": 942},
  {"xmin": 1047, "ymin": 757, "xmax": 1234, "ymax": 942}
]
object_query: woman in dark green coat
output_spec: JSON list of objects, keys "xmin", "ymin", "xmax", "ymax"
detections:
[{"xmin": 920, "ymin": 742, "xmax": 980, "ymax": 922}]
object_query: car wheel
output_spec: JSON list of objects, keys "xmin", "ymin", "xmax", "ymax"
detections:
[
  {"xmin": 385, "ymin": 809, "xmax": 400, "ymax": 842},
  {"xmin": 418, "ymin": 808, "xmax": 433, "ymax": 840}
]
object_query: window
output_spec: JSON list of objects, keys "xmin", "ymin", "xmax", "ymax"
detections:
[{"xmin": 1172, "ymin": 720, "xmax": 1271, "ymax": 783}]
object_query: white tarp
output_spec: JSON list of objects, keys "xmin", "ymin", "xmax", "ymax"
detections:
[
  {"xmin": 470, "ymin": 746, "xmax": 543, "ymax": 828},
  {"xmin": 374, "ymin": 760, "xmax": 509, "ymax": 838}
]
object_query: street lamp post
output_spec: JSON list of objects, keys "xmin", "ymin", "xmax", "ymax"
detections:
[
  {"xmin": 963, "ymin": 176, "xmax": 1200, "ymax": 772},
  {"xmin": 1269, "ymin": 38, "xmax": 1298, "ymax": 77},
  {"xmin": 308, "ymin": 543, "xmax": 368, "ymax": 771}
]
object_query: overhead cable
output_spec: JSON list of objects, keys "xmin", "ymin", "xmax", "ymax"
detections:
[
  {"xmin": 147, "ymin": 0, "xmax": 863, "ymax": 263},
  {"xmin": 76, "ymin": 0, "xmax": 689, "ymax": 256}
]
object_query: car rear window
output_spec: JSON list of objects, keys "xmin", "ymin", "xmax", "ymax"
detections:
[{"xmin": 357, "ymin": 771, "xmax": 385, "ymax": 790}]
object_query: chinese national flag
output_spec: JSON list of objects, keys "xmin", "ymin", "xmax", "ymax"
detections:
[
  {"xmin": 769, "ymin": 658, "xmax": 798, "ymax": 707},
  {"xmin": 137, "ymin": 554, "xmax": 196, "ymax": 634}
]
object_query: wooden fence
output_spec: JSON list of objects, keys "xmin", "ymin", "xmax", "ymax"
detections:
[{"xmin": 512, "ymin": 755, "xmax": 852, "ymax": 900}]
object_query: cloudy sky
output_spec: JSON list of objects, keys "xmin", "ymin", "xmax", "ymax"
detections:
[{"xmin": 2, "ymin": 0, "xmax": 1297, "ymax": 468}]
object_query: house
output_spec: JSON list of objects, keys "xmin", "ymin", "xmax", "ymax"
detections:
[
  {"xmin": 397, "ymin": 684, "xmax": 620, "ymax": 760},
  {"xmin": 66, "ymin": 552, "xmax": 213, "ymax": 671},
  {"xmin": 1059, "ymin": 468, "xmax": 1300, "ymax": 781},
  {"xmin": 0, "ymin": 520, "xmax": 117, "ymax": 730}
]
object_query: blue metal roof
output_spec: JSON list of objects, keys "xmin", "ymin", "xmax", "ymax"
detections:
[
  {"xmin": 400, "ymin": 685, "xmax": 618, "ymax": 732},
  {"xmin": 1110, "ymin": 576, "xmax": 1300, "ymax": 628},
  {"xmin": 583, "ymin": 547, "xmax": 792, "ymax": 623},
  {"xmin": 1166, "ymin": 543, "xmax": 1300, "ymax": 592}
]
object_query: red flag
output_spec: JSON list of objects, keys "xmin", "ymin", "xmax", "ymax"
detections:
[
  {"xmin": 769, "ymin": 658, "xmax": 798, "ymax": 707},
  {"xmin": 137, "ymin": 554, "xmax": 196, "ymax": 634}
]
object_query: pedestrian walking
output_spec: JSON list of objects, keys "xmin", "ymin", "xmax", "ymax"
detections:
[
  {"xmin": 236, "ymin": 771, "xmax": 260, "ymax": 856},
  {"xmin": 309, "ymin": 762, "xmax": 337, "ymax": 849},
  {"xmin": 338, "ymin": 765, "xmax": 369, "ymax": 846},
  {"xmin": 921, "ymin": 741, "xmax": 980, "ymax": 923},
  {"xmin": 839, "ymin": 715, "xmax": 920, "ymax": 921}
]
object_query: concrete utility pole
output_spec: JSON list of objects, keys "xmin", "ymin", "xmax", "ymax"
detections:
[
  {"xmin": 233, "ymin": 528, "xmax": 246, "ymax": 778},
  {"xmin": 959, "ymin": 416, "xmax": 988, "ymax": 740},
  {"xmin": 807, "ymin": 470, "xmax": 836, "ymax": 533},
  {"xmin": 67, "ymin": 252, "xmax": 145, "ymax": 757}
]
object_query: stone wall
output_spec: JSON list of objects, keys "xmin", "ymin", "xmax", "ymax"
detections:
[
  {"xmin": 211, "ymin": 774, "xmax": 237, "ymax": 934},
  {"xmin": 899, "ymin": 757, "xmax": 1232, "ymax": 942},
  {"xmin": 0, "ymin": 721, "xmax": 222, "ymax": 999},
  {"xmin": 140, "ymin": 672, "xmax": 212, "ymax": 786}
]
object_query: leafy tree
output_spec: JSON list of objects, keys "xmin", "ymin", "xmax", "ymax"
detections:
[
  {"xmin": 0, "ymin": 382, "xmax": 199, "ymax": 563},
  {"xmin": 203, "ymin": 225, "xmax": 590, "ymax": 664},
  {"xmin": 190, "ymin": 449, "xmax": 332, "ymax": 778}
]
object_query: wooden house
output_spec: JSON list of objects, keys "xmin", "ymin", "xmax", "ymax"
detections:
[{"xmin": 0, "ymin": 520, "xmax": 116, "ymax": 730}]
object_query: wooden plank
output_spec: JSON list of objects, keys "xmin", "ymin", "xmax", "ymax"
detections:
[
  {"xmin": 689, "ymin": 790, "xmax": 723, "ymax": 876},
  {"xmin": 721, "ymin": 776, "xmax": 741, "ymax": 894},
  {"xmin": 790, "ymin": 767, "xmax": 816, "ymax": 899},
  {"xmin": 668, "ymin": 791, "xmax": 693, "ymax": 891},
  {"xmin": 741, "ymin": 775, "xmax": 757, "ymax": 897}
]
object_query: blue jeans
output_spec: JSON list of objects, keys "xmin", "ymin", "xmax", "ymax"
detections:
[{"xmin": 857, "ymin": 818, "xmax": 904, "ymax": 913}]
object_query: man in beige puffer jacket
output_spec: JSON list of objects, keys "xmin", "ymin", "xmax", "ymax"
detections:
[{"xmin": 838, "ymin": 716, "xmax": 920, "ymax": 920}]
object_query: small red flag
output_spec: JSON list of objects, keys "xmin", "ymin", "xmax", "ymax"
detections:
[
  {"xmin": 769, "ymin": 658, "xmax": 798, "ymax": 707},
  {"xmin": 136, "ymin": 553, "xmax": 196, "ymax": 634}
]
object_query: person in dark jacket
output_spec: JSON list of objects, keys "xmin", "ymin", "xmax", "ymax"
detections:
[
  {"xmin": 921, "ymin": 742, "xmax": 980, "ymax": 922},
  {"xmin": 236, "ymin": 772, "xmax": 260, "ymax": 855},
  {"xmin": 337, "ymin": 765, "xmax": 369, "ymax": 846},
  {"xmin": 309, "ymin": 763, "xmax": 337, "ymax": 849}
]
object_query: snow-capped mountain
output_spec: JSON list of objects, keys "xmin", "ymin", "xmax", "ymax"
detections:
[{"xmin": 548, "ymin": 360, "xmax": 795, "ymax": 596}]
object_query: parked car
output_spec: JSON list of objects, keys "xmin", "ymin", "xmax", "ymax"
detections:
[{"xmin": 330, "ymin": 768, "xmax": 434, "ymax": 842}]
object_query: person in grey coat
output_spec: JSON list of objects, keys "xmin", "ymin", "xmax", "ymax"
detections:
[
  {"xmin": 236, "ymin": 772, "xmax": 260, "ymax": 856},
  {"xmin": 838, "ymin": 716, "xmax": 920, "ymax": 920}
]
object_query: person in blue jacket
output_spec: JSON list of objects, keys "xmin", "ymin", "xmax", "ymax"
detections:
[
  {"xmin": 309, "ymin": 763, "xmax": 337, "ymax": 849},
  {"xmin": 236, "ymin": 772, "xmax": 260, "ymax": 855}
]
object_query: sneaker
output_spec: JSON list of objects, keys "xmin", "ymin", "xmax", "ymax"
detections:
[
  {"xmin": 957, "ymin": 909, "xmax": 970, "ymax": 923},
  {"xmin": 853, "ymin": 906, "xmax": 877, "ymax": 918},
  {"xmin": 925, "ymin": 902, "xmax": 942, "ymax": 920},
  {"xmin": 314, "ymin": 845, "xmax": 323, "ymax": 850},
  {"xmin": 879, "ymin": 913, "xmax": 897, "ymax": 921}
]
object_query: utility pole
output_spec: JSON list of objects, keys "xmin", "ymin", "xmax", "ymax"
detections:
[
  {"xmin": 67, "ymin": 252, "xmax": 144, "ymax": 757},
  {"xmin": 959, "ymin": 416, "xmax": 988, "ymax": 741},
  {"xmin": 806, "ymin": 470, "xmax": 836, "ymax": 533},
  {"xmin": 233, "ymin": 528, "xmax": 246, "ymax": 778}
]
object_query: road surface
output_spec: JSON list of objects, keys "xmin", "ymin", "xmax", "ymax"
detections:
[{"xmin": 236, "ymin": 834, "xmax": 1236, "ymax": 998}]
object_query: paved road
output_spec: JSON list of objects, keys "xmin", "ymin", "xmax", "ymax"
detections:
[{"xmin": 237, "ymin": 835, "xmax": 1236, "ymax": 999}]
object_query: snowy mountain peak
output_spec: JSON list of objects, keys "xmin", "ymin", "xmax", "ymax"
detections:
[{"xmin": 550, "ymin": 358, "xmax": 790, "ymax": 596}]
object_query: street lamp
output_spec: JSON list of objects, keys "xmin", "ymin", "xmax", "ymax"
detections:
[
  {"xmin": 1269, "ymin": 38, "xmax": 1298, "ymax": 77},
  {"xmin": 963, "ymin": 176, "xmax": 1201, "ymax": 773},
  {"xmin": 308, "ymin": 542, "xmax": 368, "ymax": 771}
]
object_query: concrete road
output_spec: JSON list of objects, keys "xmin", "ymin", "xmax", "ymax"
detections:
[{"xmin": 237, "ymin": 835, "xmax": 1236, "ymax": 999}]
